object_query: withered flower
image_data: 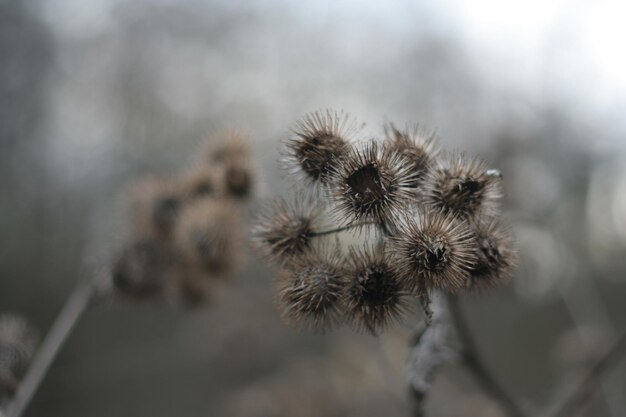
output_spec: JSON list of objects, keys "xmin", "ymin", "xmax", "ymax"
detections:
[
  {"xmin": 388, "ymin": 211, "xmax": 476, "ymax": 293},
  {"xmin": 276, "ymin": 250, "xmax": 345, "ymax": 331},
  {"xmin": 343, "ymin": 247, "xmax": 408, "ymax": 333},
  {"xmin": 130, "ymin": 176, "xmax": 182, "ymax": 239},
  {"xmin": 283, "ymin": 110, "xmax": 357, "ymax": 185},
  {"xmin": 469, "ymin": 218, "xmax": 517, "ymax": 288},
  {"xmin": 423, "ymin": 153, "xmax": 502, "ymax": 220},
  {"xmin": 252, "ymin": 194, "xmax": 325, "ymax": 266},
  {"xmin": 180, "ymin": 166, "xmax": 216, "ymax": 201},
  {"xmin": 329, "ymin": 141, "xmax": 418, "ymax": 228}
]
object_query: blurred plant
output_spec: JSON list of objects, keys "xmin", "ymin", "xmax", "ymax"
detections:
[
  {"xmin": 0, "ymin": 315, "xmax": 38, "ymax": 406},
  {"xmin": 252, "ymin": 110, "xmax": 626, "ymax": 417},
  {"xmin": 2, "ymin": 133, "xmax": 253, "ymax": 417}
]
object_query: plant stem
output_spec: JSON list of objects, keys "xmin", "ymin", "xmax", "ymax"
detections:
[
  {"xmin": 549, "ymin": 332, "xmax": 626, "ymax": 417},
  {"xmin": 5, "ymin": 278, "xmax": 99, "ymax": 417},
  {"xmin": 309, "ymin": 221, "xmax": 378, "ymax": 237},
  {"xmin": 447, "ymin": 295, "xmax": 527, "ymax": 417}
]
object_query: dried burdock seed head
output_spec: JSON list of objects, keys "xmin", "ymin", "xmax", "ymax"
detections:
[
  {"xmin": 180, "ymin": 166, "xmax": 217, "ymax": 201},
  {"xmin": 283, "ymin": 110, "xmax": 358, "ymax": 186},
  {"xmin": 175, "ymin": 199, "xmax": 242, "ymax": 277},
  {"xmin": 0, "ymin": 314, "xmax": 38, "ymax": 397},
  {"xmin": 111, "ymin": 237, "xmax": 179, "ymax": 299},
  {"xmin": 383, "ymin": 123, "xmax": 438, "ymax": 190},
  {"xmin": 221, "ymin": 159, "xmax": 253, "ymax": 199},
  {"xmin": 329, "ymin": 140, "xmax": 419, "ymax": 228},
  {"xmin": 204, "ymin": 130, "xmax": 251, "ymax": 165},
  {"xmin": 252, "ymin": 193, "xmax": 325, "ymax": 266},
  {"xmin": 469, "ymin": 218, "xmax": 517, "ymax": 289},
  {"xmin": 388, "ymin": 211, "xmax": 476, "ymax": 293},
  {"xmin": 343, "ymin": 247, "xmax": 408, "ymax": 333},
  {"xmin": 424, "ymin": 153, "xmax": 502, "ymax": 220},
  {"xmin": 276, "ymin": 250, "xmax": 345, "ymax": 331},
  {"xmin": 130, "ymin": 176, "xmax": 182, "ymax": 239}
]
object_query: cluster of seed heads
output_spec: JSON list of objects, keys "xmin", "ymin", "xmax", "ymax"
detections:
[
  {"xmin": 253, "ymin": 110, "xmax": 516, "ymax": 333},
  {"xmin": 111, "ymin": 133, "xmax": 253, "ymax": 307},
  {"xmin": 0, "ymin": 314, "xmax": 37, "ymax": 402}
]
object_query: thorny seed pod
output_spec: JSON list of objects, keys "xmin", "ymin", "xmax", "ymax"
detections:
[
  {"xmin": 252, "ymin": 194, "xmax": 326, "ymax": 266},
  {"xmin": 283, "ymin": 110, "xmax": 357, "ymax": 186},
  {"xmin": 383, "ymin": 123, "xmax": 438, "ymax": 191},
  {"xmin": 112, "ymin": 237, "xmax": 179, "ymax": 299},
  {"xmin": 328, "ymin": 141, "xmax": 419, "ymax": 228},
  {"xmin": 220, "ymin": 159, "xmax": 254, "ymax": 199},
  {"xmin": 388, "ymin": 211, "xmax": 476, "ymax": 293},
  {"xmin": 469, "ymin": 218, "xmax": 517, "ymax": 288},
  {"xmin": 175, "ymin": 199, "xmax": 242, "ymax": 277},
  {"xmin": 180, "ymin": 166, "xmax": 217, "ymax": 201},
  {"xmin": 0, "ymin": 314, "xmax": 38, "ymax": 398},
  {"xmin": 131, "ymin": 176, "xmax": 182, "ymax": 239},
  {"xmin": 343, "ymin": 247, "xmax": 408, "ymax": 333},
  {"xmin": 204, "ymin": 131, "xmax": 250, "ymax": 165},
  {"xmin": 276, "ymin": 250, "xmax": 345, "ymax": 331},
  {"xmin": 423, "ymin": 153, "xmax": 502, "ymax": 220}
]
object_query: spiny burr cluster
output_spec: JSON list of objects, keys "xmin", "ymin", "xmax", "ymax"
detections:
[
  {"xmin": 253, "ymin": 111, "xmax": 516, "ymax": 333},
  {"xmin": 111, "ymin": 133, "xmax": 253, "ymax": 307},
  {"xmin": 0, "ymin": 314, "xmax": 38, "ymax": 402}
]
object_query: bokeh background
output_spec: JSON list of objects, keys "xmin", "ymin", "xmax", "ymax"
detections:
[{"xmin": 2, "ymin": 0, "xmax": 626, "ymax": 416}]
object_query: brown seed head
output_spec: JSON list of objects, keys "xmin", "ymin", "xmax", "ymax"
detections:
[
  {"xmin": 388, "ymin": 211, "xmax": 476, "ymax": 293},
  {"xmin": 111, "ymin": 237, "xmax": 179, "ymax": 299},
  {"xmin": 342, "ymin": 247, "xmax": 408, "ymax": 333},
  {"xmin": 252, "ymin": 194, "xmax": 325, "ymax": 266},
  {"xmin": 276, "ymin": 250, "xmax": 345, "ymax": 331},
  {"xmin": 180, "ymin": 166, "xmax": 217, "ymax": 201},
  {"xmin": 469, "ymin": 218, "xmax": 517, "ymax": 289},
  {"xmin": 130, "ymin": 176, "xmax": 182, "ymax": 239},
  {"xmin": 329, "ymin": 140, "xmax": 419, "ymax": 228},
  {"xmin": 283, "ymin": 110, "xmax": 358, "ymax": 186},
  {"xmin": 424, "ymin": 153, "xmax": 502, "ymax": 220}
]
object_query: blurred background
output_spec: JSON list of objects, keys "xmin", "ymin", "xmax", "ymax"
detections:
[{"xmin": 1, "ymin": 0, "xmax": 626, "ymax": 416}]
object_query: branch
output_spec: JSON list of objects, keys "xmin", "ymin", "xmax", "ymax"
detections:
[
  {"xmin": 4, "ymin": 277, "xmax": 100, "ymax": 417},
  {"xmin": 309, "ymin": 221, "xmax": 378, "ymax": 237},
  {"xmin": 447, "ymin": 295, "xmax": 527, "ymax": 417},
  {"xmin": 549, "ymin": 332, "xmax": 626, "ymax": 417}
]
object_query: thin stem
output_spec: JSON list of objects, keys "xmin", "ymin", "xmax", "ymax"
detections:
[
  {"xmin": 5, "ymin": 278, "xmax": 99, "ymax": 417},
  {"xmin": 549, "ymin": 332, "xmax": 626, "ymax": 417},
  {"xmin": 447, "ymin": 295, "xmax": 527, "ymax": 417},
  {"xmin": 309, "ymin": 221, "xmax": 378, "ymax": 237}
]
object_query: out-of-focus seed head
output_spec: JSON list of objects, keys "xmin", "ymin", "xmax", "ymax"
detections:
[
  {"xmin": 173, "ymin": 269, "xmax": 215, "ymax": 308},
  {"xmin": 221, "ymin": 159, "xmax": 253, "ymax": 199},
  {"xmin": 388, "ymin": 211, "xmax": 476, "ymax": 293},
  {"xmin": 111, "ymin": 238, "xmax": 178, "ymax": 299},
  {"xmin": 342, "ymin": 247, "xmax": 408, "ymax": 334},
  {"xmin": 276, "ymin": 251, "xmax": 345, "ymax": 331},
  {"xmin": 283, "ymin": 110, "xmax": 357, "ymax": 186},
  {"xmin": 424, "ymin": 153, "xmax": 502, "ymax": 220},
  {"xmin": 252, "ymin": 194, "xmax": 325, "ymax": 266},
  {"xmin": 329, "ymin": 141, "xmax": 419, "ymax": 228},
  {"xmin": 175, "ymin": 199, "xmax": 242, "ymax": 277},
  {"xmin": 383, "ymin": 123, "xmax": 438, "ymax": 190},
  {"xmin": 469, "ymin": 218, "xmax": 517, "ymax": 289},
  {"xmin": 204, "ymin": 131, "xmax": 251, "ymax": 165},
  {"xmin": 130, "ymin": 176, "xmax": 182, "ymax": 239},
  {"xmin": 0, "ymin": 314, "xmax": 38, "ymax": 398},
  {"xmin": 180, "ymin": 166, "xmax": 217, "ymax": 201}
]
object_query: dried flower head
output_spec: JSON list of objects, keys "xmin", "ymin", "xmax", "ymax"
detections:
[
  {"xmin": 111, "ymin": 237, "xmax": 179, "ymax": 299},
  {"xmin": 0, "ymin": 314, "xmax": 38, "ymax": 398},
  {"xmin": 220, "ymin": 159, "xmax": 253, "ymax": 199},
  {"xmin": 343, "ymin": 247, "xmax": 408, "ymax": 333},
  {"xmin": 469, "ymin": 218, "xmax": 517, "ymax": 288},
  {"xmin": 276, "ymin": 251, "xmax": 345, "ymax": 331},
  {"xmin": 283, "ymin": 110, "xmax": 357, "ymax": 185},
  {"xmin": 388, "ymin": 211, "xmax": 476, "ymax": 293},
  {"xmin": 252, "ymin": 194, "xmax": 325, "ymax": 266},
  {"xmin": 130, "ymin": 176, "xmax": 182, "ymax": 239},
  {"xmin": 328, "ymin": 141, "xmax": 419, "ymax": 228},
  {"xmin": 175, "ymin": 199, "xmax": 242, "ymax": 276},
  {"xmin": 383, "ymin": 123, "xmax": 438, "ymax": 190},
  {"xmin": 423, "ymin": 153, "xmax": 502, "ymax": 220},
  {"xmin": 180, "ymin": 166, "xmax": 217, "ymax": 201},
  {"xmin": 205, "ymin": 131, "xmax": 250, "ymax": 165}
]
